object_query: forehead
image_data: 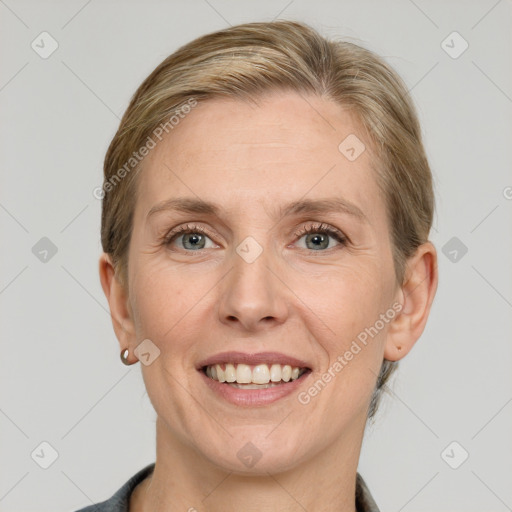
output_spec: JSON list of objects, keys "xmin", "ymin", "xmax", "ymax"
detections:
[{"xmin": 135, "ymin": 90, "xmax": 384, "ymax": 223}]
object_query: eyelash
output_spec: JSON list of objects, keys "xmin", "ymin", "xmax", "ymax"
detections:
[
  {"xmin": 161, "ymin": 222, "xmax": 347, "ymax": 252},
  {"xmin": 293, "ymin": 223, "xmax": 347, "ymax": 245}
]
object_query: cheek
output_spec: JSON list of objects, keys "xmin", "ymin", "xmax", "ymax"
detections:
[
  {"xmin": 299, "ymin": 259, "xmax": 388, "ymax": 332},
  {"xmin": 324, "ymin": 286, "xmax": 387, "ymax": 366},
  {"xmin": 130, "ymin": 261, "xmax": 180, "ymax": 337},
  {"xmin": 296, "ymin": 263, "xmax": 390, "ymax": 388},
  {"xmin": 130, "ymin": 256, "xmax": 217, "ymax": 344}
]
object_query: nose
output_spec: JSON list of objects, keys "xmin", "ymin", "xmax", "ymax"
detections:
[{"xmin": 217, "ymin": 242, "xmax": 289, "ymax": 332}]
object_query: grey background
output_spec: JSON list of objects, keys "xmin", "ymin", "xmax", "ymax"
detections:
[{"xmin": 1, "ymin": 0, "xmax": 511, "ymax": 511}]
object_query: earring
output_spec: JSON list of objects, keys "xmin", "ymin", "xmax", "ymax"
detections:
[{"xmin": 120, "ymin": 348, "xmax": 136, "ymax": 365}]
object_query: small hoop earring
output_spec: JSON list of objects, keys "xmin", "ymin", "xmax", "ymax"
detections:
[{"xmin": 121, "ymin": 348, "xmax": 135, "ymax": 365}]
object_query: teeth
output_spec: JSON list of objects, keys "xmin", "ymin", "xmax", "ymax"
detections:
[
  {"xmin": 205, "ymin": 363, "xmax": 307, "ymax": 384},
  {"xmin": 225, "ymin": 363, "xmax": 236, "ymax": 382},
  {"xmin": 236, "ymin": 363, "xmax": 252, "ymax": 384},
  {"xmin": 270, "ymin": 364, "xmax": 281, "ymax": 382},
  {"xmin": 252, "ymin": 364, "xmax": 270, "ymax": 384}
]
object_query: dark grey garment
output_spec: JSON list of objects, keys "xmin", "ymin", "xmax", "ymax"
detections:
[
  {"xmin": 74, "ymin": 463, "xmax": 380, "ymax": 512},
  {"xmin": 356, "ymin": 473, "xmax": 381, "ymax": 512},
  {"xmin": 73, "ymin": 463, "xmax": 155, "ymax": 512}
]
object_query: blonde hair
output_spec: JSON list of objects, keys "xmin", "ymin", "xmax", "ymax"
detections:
[{"xmin": 101, "ymin": 20, "xmax": 434, "ymax": 419}]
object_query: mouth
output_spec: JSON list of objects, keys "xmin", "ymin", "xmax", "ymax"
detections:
[
  {"xmin": 196, "ymin": 351, "xmax": 313, "ymax": 406},
  {"xmin": 197, "ymin": 361, "xmax": 312, "ymax": 407},
  {"xmin": 201, "ymin": 362, "xmax": 311, "ymax": 388}
]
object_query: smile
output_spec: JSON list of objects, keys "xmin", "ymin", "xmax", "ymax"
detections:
[{"xmin": 199, "ymin": 363, "xmax": 312, "ymax": 406}]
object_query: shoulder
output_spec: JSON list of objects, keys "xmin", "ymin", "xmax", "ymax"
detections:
[{"xmin": 73, "ymin": 462, "xmax": 155, "ymax": 512}]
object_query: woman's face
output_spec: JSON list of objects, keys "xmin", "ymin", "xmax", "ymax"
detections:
[{"xmin": 124, "ymin": 90, "xmax": 402, "ymax": 473}]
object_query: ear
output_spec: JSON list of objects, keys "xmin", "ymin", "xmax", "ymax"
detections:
[
  {"xmin": 384, "ymin": 242, "xmax": 438, "ymax": 361},
  {"xmin": 99, "ymin": 253, "xmax": 137, "ymax": 359}
]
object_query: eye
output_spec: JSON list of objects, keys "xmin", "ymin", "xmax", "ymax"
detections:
[
  {"xmin": 293, "ymin": 223, "xmax": 347, "ymax": 251},
  {"xmin": 162, "ymin": 224, "xmax": 217, "ymax": 251},
  {"xmin": 162, "ymin": 222, "xmax": 347, "ymax": 253}
]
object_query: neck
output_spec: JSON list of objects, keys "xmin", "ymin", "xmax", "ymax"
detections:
[{"xmin": 133, "ymin": 417, "xmax": 364, "ymax": 512}]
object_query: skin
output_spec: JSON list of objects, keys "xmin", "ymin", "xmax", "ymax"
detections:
[{"xmin": 99, "ymin": 90, "xmax": 438, "ymax": 512}]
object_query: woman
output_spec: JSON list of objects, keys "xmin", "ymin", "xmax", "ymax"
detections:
[{"xmin": 77, "ymin": 20, "xmax": 437, "ymax": 512}]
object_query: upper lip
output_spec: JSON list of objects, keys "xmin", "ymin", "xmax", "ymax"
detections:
[{"xmin": 197, "ymin": 351, "xmax": 312, "ymax": 370}]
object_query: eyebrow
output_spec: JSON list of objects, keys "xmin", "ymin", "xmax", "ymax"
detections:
[{"xmin": 146, "ymin": 197, "xmax": 367, "ymax": 223}]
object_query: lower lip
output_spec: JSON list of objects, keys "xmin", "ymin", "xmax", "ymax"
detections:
[{"xmin": 198, "ymin": 369, "xmax": 311, "ymax": 406}]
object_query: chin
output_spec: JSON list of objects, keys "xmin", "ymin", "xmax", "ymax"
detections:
[{"xmin": 202, "ymin": 433, "xmax": 309, "ymax": 475}]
